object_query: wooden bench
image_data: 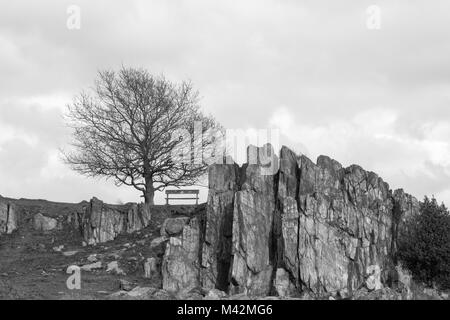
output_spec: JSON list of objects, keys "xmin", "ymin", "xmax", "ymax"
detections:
[{"xmin": 165, "ymin": 189, "xmax": 199, "ymax": 205}]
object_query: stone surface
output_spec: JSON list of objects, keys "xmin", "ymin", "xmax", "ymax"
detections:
[
  {"xmin": 106, "ymin": 261, "xmax": 125, "ymax": 275},
  {"xmin": 62, "ymin": 250, "xmax": 78, "ymax": 257},
  {"xmin": 201, "ymin": 162, "xmax": 239, "ymax": 291},
  {"xmin": 79, "ymin": 198, "xmax": 151, "ymax": 245},
  {"xmin": 118, "ymin": 279, "xmax": 134, "ymax": 291},
  {"xmin": 353, "ymin": 287, "xmax": 403, "ymax": 300},
  {"xmin": 87, "ymin": 254, "xmax": 98, "ymax": 262},
  {"xmin": 205, "ymin": 288, "xmax": 227, "ymax": 300},
  {"xmin": 274, "ymin": 268, "xmax": 294, "ymax": 297},
  {"xmin": 150, "ymin": 236, "xmax": 168, "ymax": 249},
  {"xmin": 4, "ymin": 143, "xmax": 417, "ymax": 300},
  {"xmin": 162, "ymin": 217, "xmax": 201, "ymax": 294},
  {"xmin": 111, "ymin": 286, "xmax": 157, "ymax": 299},
  {"xmin": 80, "ymin": 261, "xmax": 102, "ymax": 271},
  {"xmin": 392, "ymin": 189, "xmax": 420, "ymax": 257},
  {"xmin": 80, "ymin": 198, "xmax": 125, "ymax": 245},
  {"xmin": 53, "ymin": 245, "xmax": 64, "ymax": 252},
  {"xmin": 144, "ymin": 257, "xmax": 158, "ymax": 278},
  {"xmin": 160, "ymin": 216, "xmax": 190, "ymax": 237},
  {"xmin": 33, "ymin": 213, "xmax": 58, "ymax": 231},
  {"xmin": 366, "ymin": 265, "xmax": 382, "ymax": 291},
  {"xmin": 278, "ymin": 153, "xmax": 397, "ymax": 296},
  {"xmin": 127, "ymin": 286, "xmax": 154, "ymax": 298},
  {"xmin": 126, "ymin": 203, "xmax": 152, "ymax": 234},
  {"xmin": 231, "ymin": 190, "xmax": 274, "ymax": 296},
  {"xmin": 423, "ymin": 288, "xmax": 442, "ymax": 300},
  {"xmin": 196, "ymin": 144, "xmax": 419, "ymax": 298},
  {"xmin": 230, "ymin": 145, "xmax": 278, "ymax": 296},
  {"xmin": 152, "ymin": 289, "xmax": 176, "ymax": 300},
  {"xmin": 0, "ymin": 200, "xmax": 17, "ymax": 235},
  {"xmin": 176, "ymin": 287, "xmax": 204, "ymax": 300}
]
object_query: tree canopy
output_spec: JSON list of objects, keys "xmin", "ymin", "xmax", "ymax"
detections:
[
  {"xmin": 64, "ymin": 67, "xmax": 220, "ymax": 204},
  {"xmin": 398, "ymin": 196, "xmax": 450, "ymax": 289}
]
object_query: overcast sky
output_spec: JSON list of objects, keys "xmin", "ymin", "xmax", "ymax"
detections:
[{"xmin": 1, "ymin": 0, "xmax": 450, "ymax": 205}]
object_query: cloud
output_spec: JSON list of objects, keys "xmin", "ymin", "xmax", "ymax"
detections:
[
  {"xmin": 0, "ymin": 0, "xmax": 450, "ymax": 205},
  {"xmin": 270, "ymin": 106, "xmax": 450, "ymax": 203}
]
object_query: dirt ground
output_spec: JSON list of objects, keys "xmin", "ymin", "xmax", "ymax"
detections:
[{"xmin": 0, "ymin": 199, "xmax": 200, "ymax": 300}]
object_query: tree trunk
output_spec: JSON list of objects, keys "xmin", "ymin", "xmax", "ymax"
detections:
[{"xmin": 143, "ymin": 178, "xmax": 155, "ymax": 205}]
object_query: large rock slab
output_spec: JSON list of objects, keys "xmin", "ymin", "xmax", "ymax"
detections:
[
  {"xmin": 289, "ymin": 155, "xmax": 396, "ymax": 296},
  {"xmin": 276, "ymin": 146, "xmax": 301, "ymax": 282},
  {"xmin": 80, "ymin": 198, "xmax": 126, "ymax": 245},
  {"xmin": 162, "ymin": 217, "xmax": 201, "ymax": 294},
  {"xmin": 161, "ymin": 216, "xmax": 191, "ymax": 237},
  {"xmin": 230, "ymin": 145, "xmax": 278, "ymax": 296},
  {"xmin": 201, "ymin": 163, "xmax": 240, "ymax": 291},
  {"xmin": 156, "ymin": 144, "xmax": 420, "ymax": 299},
  {"xmin": 392, "ymin": 188, "xmax": 420, "ymax": 256},
  {"xmin": 33, "ymin": 213, "xmax": 58, "ymax": 231},
  {"xmin": 231, "ymin": 189, "xmax": 274, "ymax": 296},
  {"xmin": 79, "ymin": 198, "xmax": 151, "ymax": 245},
  {"xmin": 0, "ymin": 200, "xmax": 17, "ymax": 234},
  {"xmin": 126, "ymin": 203, "xmax": 152, "ymax": 234}
]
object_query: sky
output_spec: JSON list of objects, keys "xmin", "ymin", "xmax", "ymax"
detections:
[{"xmin": 1, "ymin": 0, "xmax": 450, "ymax": 205}]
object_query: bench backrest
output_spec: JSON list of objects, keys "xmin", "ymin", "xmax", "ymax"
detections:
[{"xmin": 165, "ymin": 189, "xmax": 199, "ymax": 195}]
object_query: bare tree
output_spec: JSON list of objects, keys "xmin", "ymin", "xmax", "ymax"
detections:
[{"xmin": 63, "ymin": 67, "xmax": 220, "ymax": 204}]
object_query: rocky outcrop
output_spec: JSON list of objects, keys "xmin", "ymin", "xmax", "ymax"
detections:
[
  {"xmin": 201, "ymin": 163, "xmax": 240, "ymax": 291},
  {"xmin": 279, "ymin": 154, "xmax": 397, "ymax": 297},
  {"xmin": 391, "ymin": 189, "xmax": 420, "ymax": 258},
  {"xmin": 126, "ymin": 202, "xmax": 153, "ymax": 234},
  {"xmin": 33, "ymin": 213, "xmax": 59, "ymax": 231},
  {"xmin": 161, "ymin": 144, "xmax": 419, "ymax": 298},
  {"xmin": 79, "ymin": 197, "xmax": 151, "ymax": 245},
  {"xmin": 230, "ymin": 145, "xmax": 279, "ymax": 296},
  {"xmin": 79, "ymin": 198, "xmax": 125, "ymax": 245},
  {"xmin": 144, "ymin": 257, "xmax": 158, "ymax": 279},
  {"xmin": 274, "ymin": 268, "xmax": 295, "ymax": 297},
  {"xmin": 161, "ymin": 216, "xmax": 191, "ymax": 237},
  {"xmin": 162, "ymin": 217, "xmax": 201, "ymax": 293},
  {"xmin": 281, "ymin": 148, "xmax": 418, "ymax": 297},
  {"xmin": 0, "ymin": 200, "xmax": 17, "ymax": 235}
]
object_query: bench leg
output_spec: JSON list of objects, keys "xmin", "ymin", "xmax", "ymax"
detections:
[{"xmin": 166, "ymin": 197, "xmax": 169, "ymax": 205}]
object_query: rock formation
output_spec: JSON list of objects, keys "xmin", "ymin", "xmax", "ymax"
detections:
[
  {"xmin": 78, "ymin": 197, "xmax": 151, "ymax": 245},
  {"xmin": 0, "ymin": 199, "xmax": 17, "ymax": 234},
  {"xmin": 0, "ymin": 143, "xmax": 420, "ymax": 299},
  {"xmin": 229, "ymin": 145, "xmax": 278, "ymax": 296},
  {"xmin": 281, "ymin": 153, "xmax": 397, "ymax": 297},
  {"xmin": 0, "ymin": 142, "xmax": 427, "ymax": 300},
  {"xmin": 144, "ymin": 257, "xmax": 158, "ymax": 279},
  {"xmin": 201, "ymin": 163, "xmax": 239, "ymax": 291},
  {"xmin": 33, "ymin": 213, "xmax": 59, "ymax": 231},
  {"xmin": 391, "ymin": 188, "xmax": 420, "ymax": 258},
  {"xmin": 162, "ymin": 217, "xmax": 201, "ymax": 293},
  {"xmin": 161, "ymin": 144, "xmax": 420, "ymax": 298},
  {"xmin": 160, "ymin": 216, "xmax": 191, "ymax": 237}
]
